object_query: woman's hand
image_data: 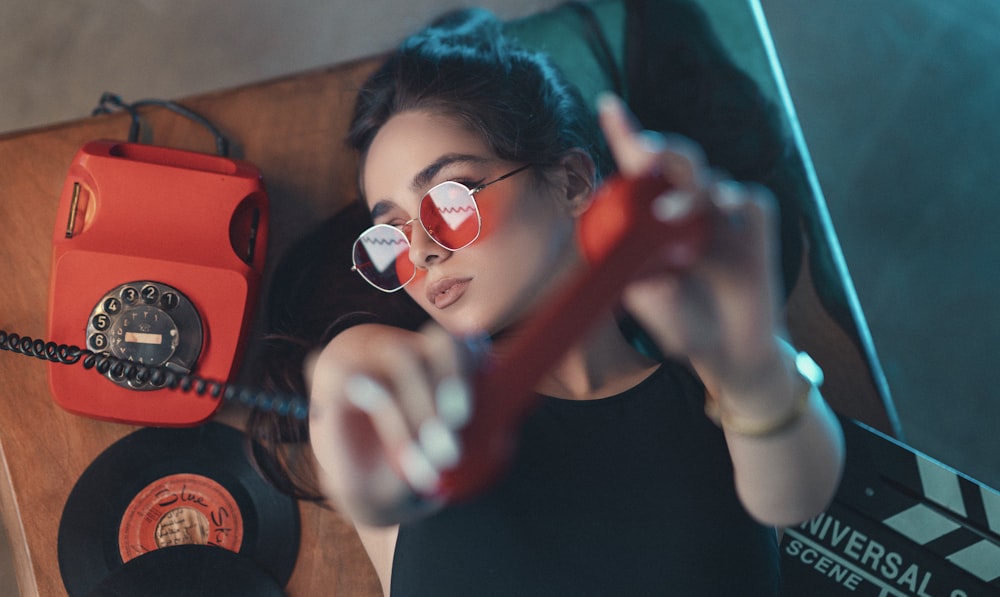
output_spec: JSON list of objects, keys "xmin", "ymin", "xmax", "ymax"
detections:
[
  {"xmin": 307, "ymin": 322, "xmax": 475, "ymax": 524},
  {"xmin": 598, "ymin": 94, "xmax": 845, "ymax": 527},
  {"xmin": 596, "ymin": 93, "xmax": 787, "ymax": 398}
]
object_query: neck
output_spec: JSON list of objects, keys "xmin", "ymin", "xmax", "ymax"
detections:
[{"xmin": 498, "ymin": 314, "xmax": 659, "ymax": 401}]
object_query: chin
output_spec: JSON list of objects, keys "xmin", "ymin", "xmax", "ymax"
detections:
[
  {"xmin": 425, "ymin": 302, "xmax": 504, "ymax": 338},
  {"xmin": 435, "ymin": 315, "xmax": 491, "ymax": 338}
]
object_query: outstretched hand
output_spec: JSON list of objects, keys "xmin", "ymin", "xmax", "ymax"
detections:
[
  {"xmin": 597, "ymin": 93, "xmax": 788, "ymax": 396},
  {"xmin": 307, "ymin": 322, "xmax": 481, "ymax": 523}
]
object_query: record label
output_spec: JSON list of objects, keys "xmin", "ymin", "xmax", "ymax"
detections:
[
  {"xmin": 118, "ymin": 473, "xmax": 244, "ymax": 561},
  {"xmin": 58, "ymin": 423, "xmax": 300, "ymax": 597}
]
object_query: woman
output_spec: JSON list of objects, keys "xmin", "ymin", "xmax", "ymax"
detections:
[{"xmin": 306, "ymin": 8, "xmax": 844, "ymax": 596}]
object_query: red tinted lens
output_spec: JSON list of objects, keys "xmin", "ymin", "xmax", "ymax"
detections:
[
  {"xmin": 420, "ymin": 181, "xmax": 481, "ymax": 250},
  {"xmin": 353, "ymin": 225, "xmax": 415, "ymax": 291}
]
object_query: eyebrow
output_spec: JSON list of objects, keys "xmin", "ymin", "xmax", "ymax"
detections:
[{"xmin": 369, "ymin": 153, "xmax": 490, "ymax": 220}]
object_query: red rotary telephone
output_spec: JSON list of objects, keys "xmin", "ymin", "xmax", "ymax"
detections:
[{"xmin": 46, "ymin": 140, "xmax": 269, "ymax": 426}]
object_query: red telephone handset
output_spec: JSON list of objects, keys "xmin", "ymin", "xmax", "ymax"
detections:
[{"xmin": 429, "ymin": 173, "xmax": 711, "ymax": 501}]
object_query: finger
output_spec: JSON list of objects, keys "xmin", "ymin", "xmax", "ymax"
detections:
[
  {"xmin": 597, "ymin": 93, "xmax": 659, "ymax": 176},
  {"xmin": 597, "ymin": 93, "xmax": 706, "ymax": 189},
  {"xmin": 379, "ymin": 340, "xmax": 438, "ymax": 434},
  {"xmin": 381, "ymin": 338, "xmax": 466, "ymax": 474},
  {"xmin": 621, "ymin": 271, "xmax": 716, "ymax": 359},
  {"xmin": 344, "ymin": 374, "xmax": 414, "ymax": 449},
  {"xmin": 405, "ymin": 325, "xmax": 471, "ymax": 470},
  {"xmin": 698, "ymin": 182, "xmax": 784, "ymax": 358},
  {"xmin": 397, "ymin": 438, "xmax": 443, "ymax": 495},
  {"xmin": 707, "ymin": 180, "xmax": 776, "ymax": 267},
  {"xmin": 422, "ymin": 325, "xmax": 478, "ymax": 430},
  {"xmin": 344, "ymin": 374, "xmax": 442, "ymax": 494}
]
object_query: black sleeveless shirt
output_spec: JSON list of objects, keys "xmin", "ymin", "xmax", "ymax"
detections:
[{"xmin": 391, "ymin": 362, "xmax": 780, "ymax": 596}]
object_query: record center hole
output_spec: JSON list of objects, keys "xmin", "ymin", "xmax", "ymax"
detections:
[{"xmin": 156, "ymin": 507, "xmax": 210, "ymax": 548}]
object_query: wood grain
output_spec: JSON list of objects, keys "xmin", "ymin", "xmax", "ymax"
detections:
[{"xmin": 0, "ymin": 57, "xmax": 385, "ymax": 597}]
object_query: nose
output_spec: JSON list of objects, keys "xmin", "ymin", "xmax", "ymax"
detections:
[{"xmin": 408, "ymin": 222, "xmax": 449, "ymax": 268}]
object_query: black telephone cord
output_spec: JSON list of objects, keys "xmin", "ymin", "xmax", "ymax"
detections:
[
  {"xmin": 92, "ymin": 93, "xmax": 230, "ymax": 157},
  {"xmin": 0, "ymin": 329, "xmax": 309, "ymax": 420}
]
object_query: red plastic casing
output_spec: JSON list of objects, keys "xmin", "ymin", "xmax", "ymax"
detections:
[{"xmin": 47, "ymin": 140, "xmax": 269, "ymax": 426}]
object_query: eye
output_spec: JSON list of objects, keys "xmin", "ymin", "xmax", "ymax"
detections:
[
  {"xmin": 395, "ymin": 220, "xmax": 415, "ymax": 240},
  {"xmin": 371, "ymin": 218, "xmax": 414, "ymax": 241}
]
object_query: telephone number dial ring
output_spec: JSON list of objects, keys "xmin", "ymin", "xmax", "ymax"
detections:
[{"xmin": 86, "ymin": 281, "xmax": 203, "ymax": 390}]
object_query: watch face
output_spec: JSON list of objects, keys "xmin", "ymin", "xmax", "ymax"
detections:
[
  {"xmin": 86, "ymin": 281, "xmax": 203, "ymax": 390},
  {"xmin": 795, "ymin": 351, "xmax": 825, "ymax": 386}
]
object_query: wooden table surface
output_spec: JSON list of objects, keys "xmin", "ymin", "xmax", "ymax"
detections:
[{"xmin": 0, "ymin": 56, "xmax": 386, "ymax": 597}]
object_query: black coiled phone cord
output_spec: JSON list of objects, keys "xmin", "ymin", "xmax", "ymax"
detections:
[{"xmin": 0, "ymin": 329, "xmax": 309, "ymax": 420}]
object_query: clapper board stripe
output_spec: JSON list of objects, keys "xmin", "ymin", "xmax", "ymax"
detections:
[
  {"xmin": 879, "ymin": 444, "xmax": 1000, "ymax": 583},
  {"xmin": 779, "ymin": 420, "xmax": 1000, "ymax": 595}
]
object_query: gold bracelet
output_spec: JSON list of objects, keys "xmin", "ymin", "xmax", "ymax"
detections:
[{"xmin": 715, "ymin": 351, "xmax": 824, "ymax": 438}]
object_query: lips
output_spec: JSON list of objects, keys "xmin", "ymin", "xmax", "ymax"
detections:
[{"xmin": 426, "ymin": 277, "xmax": 471, "ymax": 309}]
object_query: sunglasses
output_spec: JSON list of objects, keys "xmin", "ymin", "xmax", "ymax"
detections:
[{"xmin": 351, "ymin": 164, "xmax": 532, "ymax": 292}]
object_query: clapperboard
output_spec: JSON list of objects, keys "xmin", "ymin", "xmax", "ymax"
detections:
[{"xmin": 780, "ymin": 418, "xmax": 1000, "ymax": 596}]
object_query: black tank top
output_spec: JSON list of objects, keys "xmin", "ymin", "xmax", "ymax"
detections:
[{"xmin": 391, "ymin": 362, "xmax": 780, "ymax": 596}]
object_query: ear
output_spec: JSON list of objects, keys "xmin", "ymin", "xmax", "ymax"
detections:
[{"xmin": 556, "ymin": 149, "xmax": 597, "ymax": 217}]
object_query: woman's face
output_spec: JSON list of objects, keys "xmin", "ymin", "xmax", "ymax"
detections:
[{"xmin": 361, "ymin": 110, "xmax": 582, "ymax": 336}]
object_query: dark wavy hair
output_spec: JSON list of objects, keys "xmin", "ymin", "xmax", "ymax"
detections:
[
  {"xmin": 248, "ymin": 8, "xmax": 601, "ymax": 499},
  {"xmin": 245, "ymin": 202, "xmax": 428, "ymax": 500},
  {"xmin": 348, "ymin": 8, "xmax": 612, "ymax": 180}
]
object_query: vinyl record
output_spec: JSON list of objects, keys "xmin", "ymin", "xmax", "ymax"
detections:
[
  {"xmin": 58, "ymin": 423, "xmax": 299, "ymax": 597},
  {"xmin": 85, "ymin": 544, "xmax": 285, "ymax": 597}
]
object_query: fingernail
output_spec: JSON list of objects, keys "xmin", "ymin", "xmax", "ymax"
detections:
[
  {"xmin": 419, "ymin": 417, "xmax": 462, "ymax": 470},
  {"xmin": 711, "ymin": 181, "xmax": 749, "ymax": 230},
  {"xmin": 652, "ymin": 191, "xmax": 696, "ymax": 222},
  {"xmin": 596, "ymin": 91, "xmax": 622, "ymax": 115},
  {"xmin": 398, "ymin": 441, "xmax": 441, "ymax": 494},
  {"xmin": 435, "ymin": 376, "xmax": 472, "ymax": 430},
  {"xmin": 344, "ymin": 374, "xmax": 391, "ymax": 414},
  {"xmin": 638, "ymin": 130, "xmax": 668, "ymax": 153},
  {"xmin": 712, "ymin": 180, "xmax": 744, "ymax": 208}
]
